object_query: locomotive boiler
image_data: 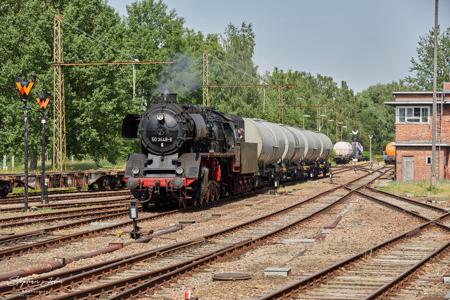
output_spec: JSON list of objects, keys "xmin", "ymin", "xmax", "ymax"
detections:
[{"xmin": 122, "ymin": 93, "xmax": 332, "ymax": 208}]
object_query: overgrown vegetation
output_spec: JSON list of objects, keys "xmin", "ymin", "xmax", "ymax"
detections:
[
  {"xmin": 0, "ymin": 0, "xmax": 449, "ymax": 168},
  {"xmin": 379, "ymin": 180, "xmax": 450, "ymax": 199}
]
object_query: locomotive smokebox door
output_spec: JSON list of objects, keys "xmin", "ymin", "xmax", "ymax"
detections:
[{"xmin": 240, "ymin": 142, "xmax": 258, "ymax": 174}]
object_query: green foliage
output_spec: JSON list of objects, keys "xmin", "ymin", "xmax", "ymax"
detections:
[
  {"xmin": 1, "ymin": 0, "xmax": 448, "ymax": 168},
  {"xmin": 406, "ymin": 28, "xmax": 450, "ymax": 90}
]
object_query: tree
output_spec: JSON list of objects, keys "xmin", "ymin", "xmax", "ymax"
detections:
[{"xmin": 406, "ymin": 27, "xmax": 450, "ymax": 90}]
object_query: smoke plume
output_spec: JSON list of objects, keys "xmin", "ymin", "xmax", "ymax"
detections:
[{"xmin": 157, "ymin": 53, "xmax": 201, "ymax": 98}]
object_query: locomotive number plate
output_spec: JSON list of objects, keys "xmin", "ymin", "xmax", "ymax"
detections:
[{"xmin": 151, "ymin": 137, "xmax": 173, "ymax": 142}]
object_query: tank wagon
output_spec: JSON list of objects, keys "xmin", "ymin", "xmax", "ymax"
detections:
[
  {"xmin": 333, "ymin": 140, "xmax": 364, "ymax": 164},
  {"xmin": 123, "ymin": 93, "xmax": 333, "ymax": 208},
  {"xmin": 383, "ymin": 142, "xmax": 396, "ymax": 164},
  {"xmin": 333, "ymin": 141, "xmax": 353, "ymax": 164}
]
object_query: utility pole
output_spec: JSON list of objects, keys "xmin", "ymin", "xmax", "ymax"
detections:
[
  {"xmin": 52, "ymin": 16, "xmax": 175, "ymax": 172},
  {"xmin": 53, "ymin": 15, "xmax": 66, "ymax": 172},
  {"xmin": 277, "ymin": 87, "xmax": 283, "ymax": 123},
  {"xmin": 132, "ymin": 59, "xmax": 139, "ymax": 103},
  {"xmin": 369, "ymin": 134, "xmax": 373, "ymax": 164},
  {"xmin": 262, "ymin": 87, "xmax": 266, "ymax": 114},
  {"xmin": 431, "ymin": 0, "xmax": 439, "ymax": 187},
  {"xmin": 303, "ymin": 114, "xmax": 310, "ymax": 129},
  {"xmin": 327, "ymin": 119, "xmax": 333, "ymax": 137},
  {"xmin": 202, "ymin": 48, "xmax": 209, "ymax": 107}
]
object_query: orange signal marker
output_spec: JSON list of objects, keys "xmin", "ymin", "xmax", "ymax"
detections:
[
  {"xmin": 36, "ymin": 97, "xmax": 50, "ymax": 109},
  {"xmin": 23, "ymin": 81, "xmax": 34, "ymax": 96},
  {"xmin": 16, "ymin": 81, "xmax": 34, "ymax": 97}
]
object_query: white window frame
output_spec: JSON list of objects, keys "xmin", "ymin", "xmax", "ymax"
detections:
[{"xmin": 396, "ymin": 106, "xmax": 429, "ymax": 124}]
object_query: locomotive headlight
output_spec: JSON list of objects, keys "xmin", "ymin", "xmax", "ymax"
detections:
[
  {"xmin": 156, "ymin": 112, "xmax": 165, "ymax": 121},
  {"xmin": 132, "ymin": 167, "xmax": 140, "ymax": 176},
  {"xmin": 175, "ymin": 166, "xmax": 184, "ymax": 175}
]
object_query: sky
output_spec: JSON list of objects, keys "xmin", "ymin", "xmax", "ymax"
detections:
[{"xmin": 108, "ymin": 0, "xmax": 450, "ymax": 92}]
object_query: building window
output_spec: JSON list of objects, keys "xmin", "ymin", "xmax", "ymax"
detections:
[
  {"xmin": 396, "ymin": 106, "xmax": 429, "ymax": 124},
  {"xmin": 426, "ymin": 156, "xmax": 432, "ymax": 165}
]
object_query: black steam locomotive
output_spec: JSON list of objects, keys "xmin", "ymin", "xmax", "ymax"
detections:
[{"xmin": 123, "ymin": 93, "xmax": 332, "ymax": 208}]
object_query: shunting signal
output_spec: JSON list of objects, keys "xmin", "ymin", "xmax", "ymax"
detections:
[
  {"xmin": 36, "ymin": 96, "xmax": 50, "ymax": 109},
  {"xmin": 16, "ymin": 80, "xmax": 34, "ymax": 97}
]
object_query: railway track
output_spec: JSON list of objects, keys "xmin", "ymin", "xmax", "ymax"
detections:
[
  {"xmin": 356, "ymin": 187, "xmax": 449, "ymax": 221},
  {"xmin": 0, "ymin": 208, "xmax": 178, "ymax": 260},
  {"xmin": 0, "ymin": 169, "xmax": 361, "ymax": 262},
  {"xmin": 258, "ymin": 214, "xmax": 449, "ymax": 300},
  {"xmin": 0, "ymin": 167, "xmax": 391, "ymax": 299},
  {"xmin": 0, "ymin": 195, "xmax": 131, "ymax": 213},
  {"xmin": 0, "ymin": 203, "xmax": 130, "ymax": 229},
  {"xmin": 0, "ymin": 190, "xmax": 129, "ymax": 205}
]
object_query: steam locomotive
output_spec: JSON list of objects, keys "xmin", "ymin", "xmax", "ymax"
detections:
[{"xmin": 122, "ymin": 93, "xmax": 332, "ymax": 209}]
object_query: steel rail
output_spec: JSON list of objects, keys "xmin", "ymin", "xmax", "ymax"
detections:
[
  {"xmin": 0, "ymin": 190, "xmax": 129, "ymax": 204},
  {"xmin": 366, "ymin": 186, "xmax": 449, "ymax": 213},
  {"xmin": 0, "ymin": 167, "xmax": 352, "ymax": 262},
  {"xmin": 0, "ymin": 203, "xmax": 129, "ymax": 226},
  {"xmin": 0, "ymin": 209, "xmax": 137, "ymax": 246},
  {"xmin": 258, "ymin": 213, "xmax": 450, "ymax": 300},
  {"xmin": 59, "ymin": 194, "xmax": 357, "ymax": 300},
  {"xmin": 2, "ymin": 168, "xmax": 385, "ymax": 299},
  {"xmin": 0, "ymin": 206, "xmax": 130, "ymax": 229},
  {"xmin": 106, "ymin": 169, "xmax": 389, "ymax": 300},
  {"xmin": 365, "ymin": 240, "xmax": 449, "ymax": 299},
  {"xmin": 0, "ymin": 209, "xmax": 178, "ymax": 260},
  {"xmin": 47, "ymin": 169, "xmax": 388, "ymax": 300},
  {"xmin": 353, "ymin": 189, "xmax": 450, "ymax": 230},
  {"xmin": 0, "ymin": 196, "xmax": 131, "ymax": 213}
]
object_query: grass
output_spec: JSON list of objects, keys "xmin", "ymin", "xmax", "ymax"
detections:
[
  {"xmin": 11, "ymin": 186, "xmax": 79, "ymax": 196},
  {"xmin": 379, "ymin": 180, "xmax": 450, "ymax": 199}
]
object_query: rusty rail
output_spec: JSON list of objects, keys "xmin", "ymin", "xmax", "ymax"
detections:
[
  {"xmin": 0, "ymin": 203, "xmax": 129, "ymax": 228},
  {"xmin": 0, "ymin": 196, "xmax": 131, "ymax": 213},
  {"xmin": 0, "ymin": 190, "xmax": 130, "ymax": 204},
  {"xmin": 258, "ymin": 213, "xmax": 449, "ymax": 300},
  {"xmin": 0, "ymin": 209, "xmax": 178, "ymax": 260},
  {"xmin": 1, "ymin": 168, "xmax": 386, "ymax": 298},
  {"xmin": 28, "ymin": 168, "xmax": 389, "ymax": 299}
]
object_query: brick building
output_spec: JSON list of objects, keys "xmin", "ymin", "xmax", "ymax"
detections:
[{"xmin": 385, "ymin": 91, "xmax": 450, "ymax": 181}]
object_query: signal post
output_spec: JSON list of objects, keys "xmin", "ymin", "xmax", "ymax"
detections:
[
  {"xmin": 16, "ymin": 78, "xmax": 35, "ymax": 211},
  {"xmin": 37, "ymin": 95, "xmax": 50, "ymax": 204}
]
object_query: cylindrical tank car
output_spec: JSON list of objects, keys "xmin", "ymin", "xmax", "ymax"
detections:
[{"xmin": 383, "ymin": 142, "xmax": 396, "ymax": 164}]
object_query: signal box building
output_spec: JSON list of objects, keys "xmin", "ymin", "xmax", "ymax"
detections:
[{"xmin": 385, "ymin": 91, "xmax": 450, "ymax": 181}]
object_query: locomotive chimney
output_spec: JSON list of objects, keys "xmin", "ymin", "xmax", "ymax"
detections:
[{"xmin": 161, "ymin": 92, "xmax": 177, "ymax": 103}]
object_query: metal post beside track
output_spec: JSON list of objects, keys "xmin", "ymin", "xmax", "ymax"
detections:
[
  {"xmin": 37, "ymin": 94, "xmax": 50, "ymax": 204},
  {"xmin": 16, "ymin": 77, "xmax": 35, "ymax": 211}
]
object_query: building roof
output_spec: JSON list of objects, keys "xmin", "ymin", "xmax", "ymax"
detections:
[
  {"xmin": 392, "ymin": 91, "xmax": 450, "ymax": 96},
  {"xmin": 384, "ymin": 101, "xmax": 449, "ymax": 105},
  {"xmin": 395, "ymin": 141, "xmax": 450, "ymax": 147}
]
